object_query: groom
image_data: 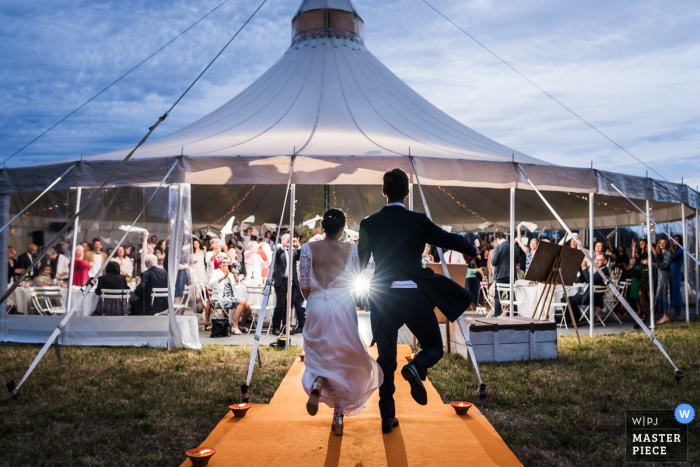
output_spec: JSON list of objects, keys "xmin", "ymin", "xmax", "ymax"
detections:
[{"xmin": 358, "ymin": 168, "xmax": 477, "ymax": 433}]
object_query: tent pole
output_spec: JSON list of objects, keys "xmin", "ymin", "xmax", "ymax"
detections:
[
  {"xmin": 696, "ymin": 208, "xmax": 699, "ymax": 316},
  {"xmin": 615, "ymin": 225, "xmax": 619, "ymax": 248},
  {"xmin": 647, "ymin": 200, "xmax": 655, "ymax": 330},
  {"xmin": 509, "ymin": 187, "xmax": 515, "ymax": 314},
  {"xmin": 682, "ymin": 204, "xmax": 689, "ymax": 322},
  {"xmin": 0, "ymin": 194, "xmax": 8, "ymax": 337},
  {"xmin": 409, "ymin": 182, "xmax": 416, "ymax": 352},
  {"xmin": 285, "ymin": 183, "xmax": 296, "ymax": 349},
  {"xmin": 65, "ymin": 187, "xmax": 82, "ymax": 313},
  {"xmin": 589, "ymin": 193, "xmax": 594, "ymax": 338}
]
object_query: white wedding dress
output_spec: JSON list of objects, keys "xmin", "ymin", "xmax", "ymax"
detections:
[{"xmin": 300, "ymin": 243, "xmax": 383, "ymax": 416}]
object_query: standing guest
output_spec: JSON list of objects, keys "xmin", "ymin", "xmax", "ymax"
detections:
[
  {"xmin": 192, "ymin": 238, "xmax": 207, "ymax": 287},
  {"xmin": 133, "ymin": 254, "xmax": 168, "ymax": 315},
  {"xmin": 635, "ymin": 238, "xmax": 651, "ymax": 306},
  {"xmin": 150, "ymin": 235, "xmax": 158, "ymax": 247},
  {"xmin": 444, "ymin": 249, "xmax": 466, "ymax": 264},
  {"xmin": 465, "ymin": 259, "xmax": 480, "ymax": 309},
  {"xmin": 594, "ymin": 241, "xmax": 616, "ymax": 265},
  {"xmin": 264, "ymin": 231, "xmax": 273, "ymax": 245},
  {"xmin": 421, "ymin": 244, "xmax": 434, "ymax": 266},
  {"xmin": 8, "ymin": 246, "xmax": 18, "ymax": 282},
  {"xmin": 205, "ymin": 236, "xmax": 227, "ymax": 282},
  {"xmin": 155, "ymin": 240, "xmax": 167, "ymax": 268},
  {"xmin": 244, "ymin": 241, "xmax": 263, "ymax": 281},
  {"xmin": 476, "ymin": 245, "xmax": 490, "ymax": 282},
  {"xmin": 241, "ymin": 227, "xmax": 253, "ymax": 250},
  {"xmin": 627, "ymin": 239, "xmax": 648, "ymax": 321},
  {"xmin": 46, "ymin": 247, "xmax": 70, "ymax": 281},
  {"xmin": 489, "ymin": 232, "xmax": 510, "ymax": 317},
  {"xmin": 16, "ymin": 244, "xmax": 39, "ymax": 279},
  {"xmin": 516, "ymin": 226, "xmax": 538, "ymax": 274},
  {"xmin": 72, "ymin": 245, "xmax": 91, "ymax": 287},
  {"xmin": 84, "ymin": 238, "xmax": 108, "ymax": 277},
  {"xmin": 272, "ymin": 233, "xmax": 302, "ymax": 334},
  {"xmin": 94, "ymin": 262, "xmax": 129, "ymax": 316},
  {"xmin": 111, "ymin": 246, "xmax": 133, "ymax": 277},
  {"xmin": 653, "ymin": 239, "xmax": 674, "ymax": 324},
  {"xmin": 670, "ymin": 235, "xmax": 685, "ymax": 321},
  {"xmin": 615, "ymin": 245, "xmax": 630, "ymax": 270},
  {"xmin": 80, "ymin": 241, "xmax": 89, "ymax": 252},
  {"xmin": 259, "ymin": 240, "xmax": 272, "ymax": 278},
  {"xmin": 139, "ymin": 231, "xmax": 155, "ymax": 276}
]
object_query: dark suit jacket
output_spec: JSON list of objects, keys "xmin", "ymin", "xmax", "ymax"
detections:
[
  {"xmin": 134, "ymin": 266, "xmax": 168, "ymax": 315},
  {"xmin": 16, "ymin": 252, "xmax": 37, "ymax": 278},
  {"xmin": 490, "ymin": 241, "xmax": 510, "ymax": 281},
  {"xmin": 273, "ymin": 246, "xmax": 300, "ymax": 288},
  {"xmin": 95, "ymin": 273, "xmax": 128, "ymax": 295},
  {"xmin": 574, "ymin": 266, "xmax": 609, "ymax": 306},
  {"xmin": 358, "ymin": 205, "xmax": 477, "ymax": 322}
]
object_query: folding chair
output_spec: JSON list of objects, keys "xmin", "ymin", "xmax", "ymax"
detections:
[
  {"xmin": 477, "ymin": 281, "xmax": 493, "ymax": 316},
  {"xmin": 174, "ymin": 284, "xmax": 194, "ymax": 314},
  {"xmin": 30, "ymin": 287, "xmax": 66, "ymax": 315},
  {"xmin": 601, "ymin": 282, "xmax": 625, "ymax": 324},
  {"xmin": 207, "ymin": 286, "xmax": 228, "ymax": 322},
  {"xmin": 100, "ymin": 289, "xmax": 131, "ymax": 315},
  {"xmin": 247, "ymin": 286, "xmax": 277, "ymax": 334},
  {"xmin": 151, "ymin": 287, "xmax": 169, "ymax": 316},
  {"xmin": 549, "ymin": 285, "xmax": 571, "ymax": 328},
  {"xmin": 495, "ymin": 283, "xmax": 523, "ymax": 317},
  {"xmin": 578, "ymin": 285, "xmax": 608, "ymax": 326}
]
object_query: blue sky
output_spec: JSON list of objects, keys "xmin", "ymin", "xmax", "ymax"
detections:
[{"xmin": 1, "ymin": 0, "xmax": 699, "ymax": 188}]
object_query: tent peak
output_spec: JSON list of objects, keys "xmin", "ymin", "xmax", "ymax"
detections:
[{"xmin": 292, "ymin": 0, "xmax": 364, "ymax": 45}]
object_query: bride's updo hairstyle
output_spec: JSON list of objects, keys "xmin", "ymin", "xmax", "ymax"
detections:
[{"xmin": 321, "ymin": 209, "xmax": 346, "ymax": 236}]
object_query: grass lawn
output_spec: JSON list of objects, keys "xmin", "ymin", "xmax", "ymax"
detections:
[
  {"xmin": 1, "ymin": 323, "xmax": 698, "ymax": 467},
  {"xmin": 431, "ymin": 321, "xmax": 700, "ymax": 467},
  {"xmin": 0, "ymin": 344, "xmax": 298, "ymax": 467}
]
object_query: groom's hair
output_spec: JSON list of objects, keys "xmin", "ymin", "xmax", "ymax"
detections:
[{"xmin": 383, "ymin": 169, "xmax": 409, "ymax": 203}]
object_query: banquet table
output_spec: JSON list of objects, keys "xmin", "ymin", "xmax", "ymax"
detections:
[
  {"xmin": 513, "ymin": 280, "xmax": 587, "ymax": 322},
  {"xmin": 8, "ymin": 284, "xmax": 135, "ymax": 317}
]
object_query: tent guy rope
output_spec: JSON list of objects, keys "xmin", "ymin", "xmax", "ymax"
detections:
[
  {"xmin": 6, "ymin": 160, "xmax": 178, "ymax": 398},
  {"xmin": 408, "ymin": 156, "xmax": 486, "ymax": 398},
  {"xmin": 515, "ymin": 163, "xmax": 683, "ymax": 383}
]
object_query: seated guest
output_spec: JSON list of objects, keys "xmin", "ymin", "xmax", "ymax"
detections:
[
  {"xmin": 111, "ymin": 246, "xmax": 134, "ymax": 277},
  {"xmin": 46, "ymin": 247, "xmax": 70, "ymax": 281},
  {"xmin": 94, "ymin": 261, "xmax": 129, "ymax": 316},
  {"xmin": 133, "ymin": 254, "xmax": 168, "ymax": 315},
  {"xmin": 218, "ymin": 257, "xmax": 253, "ymax": 334},
  {"xmin": 566, "ymin": 254, "xmax": 609, "ymax": 324},
  {"xmin": 421, "ymin": 244, "xmax": 434, "ymax": 266},
  {"xmin": 615, "ymin": 245, "xmax": 630, "ymax": 270},
  {"xmin": 16, "ymin": 243, "xmax": 39, "ymax": 279},
  {"xmin": 32, "ymin": 265, "xmax": 54, "ymax": 287},
  {"xmin": 8, "ymin": 246, "xmax": 17, "ymax": 282},
  {"xmin": 206, "ymin": 256, "xmax": 247, "ymax": 332},
  {"xmin": 72, "ymin": 245, "xmax": 91, "ymax": 287}
]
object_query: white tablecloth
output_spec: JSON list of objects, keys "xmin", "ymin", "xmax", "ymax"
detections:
[
  {"xmin": 9, "ymin": 287, "xmax": 101, "ymax": 316},
  {"xmin": 514, "ymin": 281, "xmax": 587, "ymax": 322}
]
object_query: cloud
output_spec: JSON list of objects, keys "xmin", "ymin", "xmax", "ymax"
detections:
[{"xmin": 1, "ymin": 0, "xmax": 699, "ymax": 188}]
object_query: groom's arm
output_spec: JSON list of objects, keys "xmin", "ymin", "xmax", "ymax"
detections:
[
  {"xmin": 358, "ymin": 219, "xmax": 371, "ymax": 271},
  {"xmin": 422, "ymin": 216, "xmax": 477, "ymax": 261}
]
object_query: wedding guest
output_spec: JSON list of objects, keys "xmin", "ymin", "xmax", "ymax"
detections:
[
  {"xmin": 466, "ymin": 259, "xmax": 480, "ymax": 309},
  {"xmin": 206, "ymin": 256, "xmax": 245, "ymax": 332},
  {"xmin": 670, "ymin": 235, "xmax": 684, "ymax": 321},
  {"xmin": 192, "ymin": 238, "xmax": 207, "ymax": 287},
  {"xmin": 489, "ymin": 232, "xmax": 510, "ymax": 316},
  {"xmin": 80, "ymin": 241, "xmax": 89, "ymax": 252},
  {"xmin": 652, "ymin": 239, "xmax": 674, "ymax": 324},
  {"xmin": 217, "ymin": 257, "xmax": 252, "ymax": 334},
  {"xmin": 444, "ymin": 249, "xmax": 466, "ymax": 264},
  {"xmin": 244, "ymin": 241, "xmax": 262, "ymax": 281},
  {"xmin": 8, "ymin": 246, "xmax": 17, "ymax": 282},
  {"xmin": 16, "ymin": 244, "xmax": 39, "ymax": 279},
  {"xmin": 94, "ymin": 261, "xmax": 129, "ymax": 316},
  {"xmin": 594, "ymin": 241, "xmax": 616, "ymax": 264},
  {"xmin": 45, "ymin": 247, "xmax": 70, "ymax": 281},
  {"xmin": 32, "ymin": 265, "xmax": 54, "ymax": 287},
  {"xmin": 111, "ymin": 246, "xmax": 133, "ymax": 277},
  {"xmin": 615, "ymin": 245, "xmax": 630, "ymax": 270},
  {"xmin": 264, "ymin": 231, "xmax": 273, "ymax": 245},
  {"xmin": 72, "ymin": 245, "xmax": 91, "ymax": 287},
  {"xmin": 155, "ymin": 240, "xmax": 167, "ymax": 268},
  {"xmin": 566, "ymin": 254, "xmax": 609, "ymax": 324},
  {"xmin": 242, "ymin": 227, "xmax": 253, "ymax": 250},
  {"xmin": 627, "ymin": 239, "xmax": 648, "ymax": 320},
  {"xmin": 258, "ymin": 240, "xmax": 272, "ymax": 278},
  {"xmin": 516, "ymin": 226, "xmax": 538, "ymax": 274},
  {"xmin": 133, "ymin": 254, "xmax": 168, "ymax": 315},
  {"xmin": 272, "ymin": 233, "xmax": 301, "ymax": 334},
  {"xmin": 150, "ymin": 235, "xmax": 158, "ymax": 247},
  {"xmin": 421, "ymin": 244, "xmax": 434, "ymax": 266},
  {"xmin": 84, "ymin": 238, "xmax": 107, "ymax": 277}
]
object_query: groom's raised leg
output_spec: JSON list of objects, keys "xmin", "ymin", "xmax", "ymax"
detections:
[{"xmin": 403, "ymin": 289, "xmax": 444, "ymax": 381}]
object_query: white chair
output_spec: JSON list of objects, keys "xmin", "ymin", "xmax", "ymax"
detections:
[
  {"xmin": 99, "ymin": 289, "xmax": 131, "ymax": 316},
  {"xmin": 495, "ymin": 283, "xmax": 522, "ymax": 317},
  {"xmin": 247, "ymin": 287, "xmax": 277, "ymax": 334},
  {"xmin": 151, "ymin": 287, "xmax": 169, "ymax": 316},
  {"xmin": 600, "ymin": 282, "xmax": 625, "ymax": 324},
  {"xmin": 207, "ymin": 286, "xmax": 229, "ymax": 322},
  {"xmin": 174, "ymin": 284, "xmax": 194, "ymax": 314},
  {"xmin": 578, "ymin": 285, "xmax": 608, "ymax": 326},
  {"xmin": 477, "ymin": 281, "xmax": 493, "ymax": 316},
  {"xmin": 29, "ymin": 287, "xmax": 66, "ymax": 315}
]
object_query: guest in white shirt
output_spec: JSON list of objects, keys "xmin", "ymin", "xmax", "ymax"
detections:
[
  {"xmin": 111, "ymin": 246, "xmax": 134, "ymax": 277},
  {"xmin": 46, "ymin": 248, "xmax": 70, "ymax": 281},
  {"xmin": 444, "ymin": 250, "xmax": 467, "ymax": 264}
]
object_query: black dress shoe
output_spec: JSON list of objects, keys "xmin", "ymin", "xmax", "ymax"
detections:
[
  {"xmin": 401, "ymin": 363, "xmax": 428, "ymax": 405},
  {"xmin": 381, "ymin": 417, "xmax": 399, "ymax": 433},
  {"xmin": 271, "ymin": 328, "xmax": 281, "ymax": 336},
  {"xmin": 290, "ymin": 326, "xmax": 303, "ymax": 335}
]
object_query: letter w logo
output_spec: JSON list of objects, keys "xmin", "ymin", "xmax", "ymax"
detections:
[{"xmin": 679, "ymin": 410, "xmax": 691, "ymax": 418}]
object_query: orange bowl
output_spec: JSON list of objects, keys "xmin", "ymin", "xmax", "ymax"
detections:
[
  {"xmin": 230, "ymin": 403, "xmax": 251, "ymax": 418},
  {"xmin": 186, "ymin": 447, "xmax": 215, "ymax": 466},
  {"xmin": 450, "ymin": 401, "xmax": 472, "ymax": 415},
  {"xmin": 405, "ymin": 356, "xmax": 414, "ymax": 363}
]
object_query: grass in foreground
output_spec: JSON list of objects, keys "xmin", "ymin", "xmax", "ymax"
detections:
[
  {"xmin": 430, "ymin": 321, "xmax": 700, "ymax": 467},
  {"xmin": 0, "ymin": 344, "xmax": 298, "ymax": 467}
]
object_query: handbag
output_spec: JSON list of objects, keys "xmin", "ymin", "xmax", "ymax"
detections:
[{"xmin": 210, "ymin": 318, "xmax": 230, "ymax": 338}]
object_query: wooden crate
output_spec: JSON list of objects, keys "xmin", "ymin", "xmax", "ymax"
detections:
[{"xmin": 449, "ymin": 316, "xmax": 557, "ymax": 363}]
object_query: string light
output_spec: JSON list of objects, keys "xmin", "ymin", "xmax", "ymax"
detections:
[
  {"xmin": 564, "ymin": 192, "xmax": 636, "ymax": 214},
  {"xmin": 437, "ymin": 186, "xmax": 495, "ymax": 225},
  {"xmin": 207, "ymin": 185, "xmax": 256, "ymax": 230},
  {"xmin": 332, "ymin": 186, "xmax": 337, "ymax": 207}
]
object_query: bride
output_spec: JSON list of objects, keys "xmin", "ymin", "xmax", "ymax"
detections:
[{"xmin": 300, "ymin": 209, "xmax": 383, "ymax": 436}]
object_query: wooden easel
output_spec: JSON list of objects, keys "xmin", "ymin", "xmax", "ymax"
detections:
[{"xmin": 532, "ymin": 252, "xmax": 582, "ymax": 346}]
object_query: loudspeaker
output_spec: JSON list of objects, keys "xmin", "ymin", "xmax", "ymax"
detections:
[{"xmin": 32, "ymin": 230, "xmax": 45, "ymax": 247}]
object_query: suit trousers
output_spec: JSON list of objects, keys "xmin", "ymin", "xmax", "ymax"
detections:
[
  {"xmin": 566, "ymin": 294, "xmax": 585, "ymax": 324},
  {"xmin": 273, "ymin": 282, "xmax": 304, "ymax": 329},
  {"xmin": 372, "ymin": 288, "xmax": 444, "ymax": 419}
]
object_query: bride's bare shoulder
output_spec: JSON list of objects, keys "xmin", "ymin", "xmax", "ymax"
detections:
[{"xmin": 308, "ymin": 240, "xmax": 352, "ymax": 255}]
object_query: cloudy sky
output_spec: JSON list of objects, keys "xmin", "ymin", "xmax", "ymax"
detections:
[{"xmin": 1, "ymin": 0, "xmax": 699, "ymax": 188}]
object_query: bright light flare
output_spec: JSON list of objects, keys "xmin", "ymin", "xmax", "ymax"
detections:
[{"xmin": 354, "ymin": 277, "xmax": 371, "ymax": 295}]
